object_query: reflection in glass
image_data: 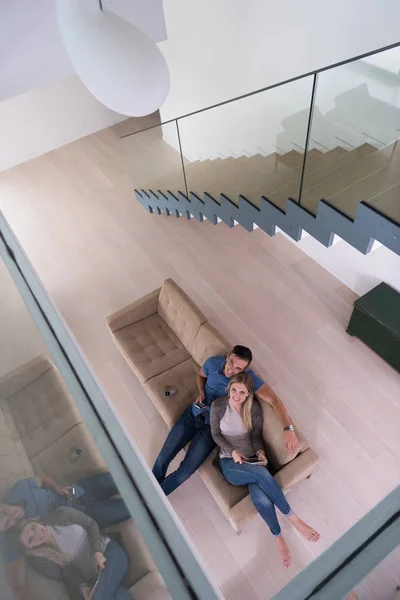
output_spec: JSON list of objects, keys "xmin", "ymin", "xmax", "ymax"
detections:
[
  {"xmin": 0, "ymin": 257, "xmax": 170, "ymax": 600},
  {"xmin": 178, "ymin": 77, "xmax": 314, "ymax": 211},
  {"xmin": 300, "ymin": 47, "xmax": 400, "ymax": 224},
  {"xmin": 120, "ymin": 121, "xmax": 188, "ymax": 196}
]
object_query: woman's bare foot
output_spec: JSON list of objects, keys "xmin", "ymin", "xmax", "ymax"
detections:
[
  {"xmin": 276, "ymin": 536, "xmax": 291, "ymax": 569},
  {"xmin": 288, "ymin": 514, "xmax": 320, "ymax": 542}
]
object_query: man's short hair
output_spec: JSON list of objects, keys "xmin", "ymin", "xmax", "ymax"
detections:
[{"xmin": 231, "ymin": 345, "xmax": 252, "ymax": 365}]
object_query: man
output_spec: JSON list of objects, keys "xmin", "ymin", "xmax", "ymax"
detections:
[
  {"xmin": 0, "ymin": 471, "xmax": 130, "ymax": 599},
  {"xmin": 153, "ymin": 345, "xmax": 299, "ymax": 495}
]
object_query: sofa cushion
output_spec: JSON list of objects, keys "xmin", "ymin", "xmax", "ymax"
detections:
[
  {"xmin": 260, "ymin": 402, "xmax": 308, "ymax": 471},
  {"xmin": 158, "ymin": 280, "xmax": 207, "ymax": 355},
  {"xmin": 191, "ymin": 322, "xmax": 231, "ymax": 367},
  {"xmin": 129, "ymin": 572, "xmax": 171, "ymax": 600},
  {"xmin": 144, "ymin": 359, "xmax": 199, "ymax": 428},
  {"xmin": 114, "ymin": 314, "xmax": 190, "ymax": 384},
  {"xmin": 31, "ymin": 423, "xmax": 107, "ymax": 486},
  {"xmin": 5, "ymin": 369, "xmax": 82, "ymax": 459},
  {"xmin": 198, "ymin": 452, "xmax": 248, "ymax": 512}
]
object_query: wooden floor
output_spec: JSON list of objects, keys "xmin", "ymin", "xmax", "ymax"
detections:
[{"xmin": 0, "ymin": 126, "xmax": 400, "ymax": 600}]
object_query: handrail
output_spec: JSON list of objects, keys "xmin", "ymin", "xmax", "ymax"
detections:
[{"xmin": 121, "ymin": 39, "xmax": 400, "ymax": 138}]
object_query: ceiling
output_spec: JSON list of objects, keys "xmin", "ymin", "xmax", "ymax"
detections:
[{"xmin": 0, "ymin": 0, "xmax": 167, "ymax": 102}]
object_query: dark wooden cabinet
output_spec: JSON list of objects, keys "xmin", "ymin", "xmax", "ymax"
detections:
[{"xmin": 347, "ymin": 282, "xmax": 400, "ymax": 373}]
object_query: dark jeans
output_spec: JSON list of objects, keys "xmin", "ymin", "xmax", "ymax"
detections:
[
  {"xmin": 94, "ymin": 539, "xmax": 132, "ymax": 600},
  {"xmin": 221, "ymin": 458, "xmax": 292, "ymax": 536},
  {"xmin": 74, "ymin": 472, "xmax": 131, "ymax": 528},
  {"xmin": 152, "ymin": 406, "xmax": 216, "ymax": 495}
]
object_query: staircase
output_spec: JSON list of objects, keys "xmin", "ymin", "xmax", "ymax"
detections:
[{"xmin": 133, "ymin": 140, "xmax": 400, "ymax": 257}]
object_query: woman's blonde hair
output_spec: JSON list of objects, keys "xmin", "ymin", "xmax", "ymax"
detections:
[
  {"xmin": 16, "ymin": 518, "xmax": 70, "ymax": 567},
  {"xmin": 227, "ymin": 372, "xmax": 254, "ymax": 432}
]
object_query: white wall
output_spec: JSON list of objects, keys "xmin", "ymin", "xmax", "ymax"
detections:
[
  {"xmin": 0, "ymin": 75, "xmax": 127, "ymax": 172},
  {"xmin": 281, "ymin": 233, "xmax": 400, "ymax": 296},
  {"xmin": 158, "ymin": 0, "xmax": 400, "ymax": 296},
  {"xmin": 160, "ymin": 0, "xmax": 400, "ymax": 121},
  {"xmin": 0, "ymin": 0, "xmax": 167, "ymax": 102},
  {"xmin": 160, "ymin": 1, "xmax": 400, "ymax": 161}
]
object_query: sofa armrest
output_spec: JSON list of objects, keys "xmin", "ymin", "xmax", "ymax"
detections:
[
  {"xmin": 0, "ymin": 355, "xmax": 53, "ymax": 401},
  {"xmin": 129, "ymin": 572, "xmax": 172, "ymax": 600},
  {"xmin": 107, "ymin": 288, "xmax": 161, "ymax": 333},
  {"xmin": 274, "ymin": 447, "xmax": 319, "ymax": 492}
]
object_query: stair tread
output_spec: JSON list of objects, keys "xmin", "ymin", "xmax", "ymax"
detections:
[{"xmin": 301, "ymin": 140, "xmax": 400, "ymax": 216}]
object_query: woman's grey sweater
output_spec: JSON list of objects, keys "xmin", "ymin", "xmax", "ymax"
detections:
[{"xmin": 210, "ymin": 396, "xmax": 265, "ymax": 458}]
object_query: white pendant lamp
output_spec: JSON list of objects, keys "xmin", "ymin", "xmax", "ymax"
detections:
[{"xmin": 56, "ymin": 0, "xmax": 170, "ymax": 117}]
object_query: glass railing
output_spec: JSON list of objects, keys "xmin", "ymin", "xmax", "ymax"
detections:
[
  {"xmin": 0, "ymin": 214, "xmax": 221, "ymax": 600},
  {"xmin": 121, "ymin": 42, "xmax": 400, "ymax": 228},
  {"xmin": 301, "ymin": 45, "xmax": 400, "ymax": 223}
]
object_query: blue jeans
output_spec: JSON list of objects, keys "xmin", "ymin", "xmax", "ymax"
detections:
[
  {"xmin": 94, "ymin": 539, "xmax": 132, "ymax": 600},
  {"xmin": 75, "ymin": 472, "xmax": 131, "ymax": 528},
  {"xmin": 221, "ymin": 458, "xmax": 292, "ymax": 536},
  {"xmin": 153, "ymin": 407, "xmax": 216, "ymax": 495}
]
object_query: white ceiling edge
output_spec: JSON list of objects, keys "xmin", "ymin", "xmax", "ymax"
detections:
[{"xmin": 0, "ymin": 0, "xmax": 167, "ymax": 103}]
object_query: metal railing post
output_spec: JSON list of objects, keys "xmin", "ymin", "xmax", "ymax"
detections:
[{"xmin": 298, "ymin": 72, "xmax": 318, "ymax": 206}]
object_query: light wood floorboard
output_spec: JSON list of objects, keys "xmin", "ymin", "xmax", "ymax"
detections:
[{"xmin": 0, "ymin": 126, "xmax": 399, "ymax": 599}]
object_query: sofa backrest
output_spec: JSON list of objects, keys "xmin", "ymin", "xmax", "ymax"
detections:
[
  {"xmin": 158, "ymin": 279, "xmax": 207, "ymax": 355},
  {"xmin": 192, "ymin": 322, "xmax": 231, "ymax": 367},
  {"xmin": 260, "ymin": 402, "xmax": 308, "ymax": 471}
]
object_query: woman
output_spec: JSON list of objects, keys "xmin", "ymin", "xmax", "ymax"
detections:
[
  {"xmin": 210, "ymin": 372, "xmax": 320, "ymax": 569},
  {"xmin": 16, "ymin": 505, "xmax": 132, "ymax": 599}
]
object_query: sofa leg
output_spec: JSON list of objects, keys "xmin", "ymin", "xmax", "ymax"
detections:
[{"xmin": 229, "ymin": 518, "xmax": 241, "ymax": 535}]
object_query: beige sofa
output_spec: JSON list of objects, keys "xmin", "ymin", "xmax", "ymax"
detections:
[
  {"xmin": 107, "ymin": 279, "xmax": 319, "ymax": 532},
  {"xmin": 0, "ymin": 355, "xmax": 171, "ymax": 600}
]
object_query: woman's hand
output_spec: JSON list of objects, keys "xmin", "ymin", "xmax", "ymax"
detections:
[
  {"xmin": 80, "ymin": 583, "xmax": 91, "ymax": 600},
  {"xmin": 232, "ymin": 450, "xmax": 247, "ymax": 464},
  {"xmin": 94, "ymin": 552, "xmax": 106, "ymax": 571},
  {"xmin": 256, "ymin": 450, "xmax": 268, "ymax": 464}
]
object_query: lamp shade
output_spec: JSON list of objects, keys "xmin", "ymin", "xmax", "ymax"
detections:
[{"xmin": 56, "ymin": 0, "xmax": 170, "ymax": 117}]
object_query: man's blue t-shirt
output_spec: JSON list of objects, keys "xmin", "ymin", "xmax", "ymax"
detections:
[
  {"xmin": 0, "ymin": 477, "xmax": 66, "ymax": 564},
  {"xmin": 191, "ymin": 355, "xmax": 264, "ymax": 423}
]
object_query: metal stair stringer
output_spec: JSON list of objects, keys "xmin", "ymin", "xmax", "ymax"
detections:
[{"xmin": 134, "ymin": 189, "xmax": 400, "ymax": 256}]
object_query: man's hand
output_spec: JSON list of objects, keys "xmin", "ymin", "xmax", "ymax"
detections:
[
  {"xmin": 256, "ymin": 450, "xmax": 268, "ymax": 464},
  {"xmin": 60, "ymin": 486, "xmax": 73, "ymax": 497},
  {"xmin": 94, "ymin": 552, "xmax": 106, "ymax": 571},
  {"xmin": 232, "ymin": 450, "xmax": 247, "ymax": 464},
  {"xmin": 195, "ymin": 393, "xmax": 206, "ymax": 405},
  {"xmin": 284, "ymin": 430, "xmax": 300, "ymax": 453}
]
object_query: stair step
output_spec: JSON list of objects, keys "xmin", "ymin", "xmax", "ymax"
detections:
[
  {"xmin": 367, "ymin": 181, "xmax": 400, "ymax": 223},
  {"xmin": 266, "ymin": 144, "xmax": 375, "ymax": 209},
  {"xmin": 301, "ymin": 140, "xmax": 400, "ymax": 216},
  {"xmin": 326, "ymin": 147, "xmax": 400, "ymax": 219},
  {"xmin": 278, "ymin": 148, "xmax": 321, "ymax": 168}
]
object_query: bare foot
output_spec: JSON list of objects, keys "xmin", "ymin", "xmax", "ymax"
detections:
[
  {"xmin": 289, "ymin": 514, "xmax": 320, "ymax": 542},
  {"xmin": 276, "ymin": 536, "xmax": 291, "ymax": 569}
]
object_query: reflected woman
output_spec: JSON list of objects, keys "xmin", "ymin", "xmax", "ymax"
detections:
[{"xmin": 16, "ymin": 506, "xmax": 132, "ymax": 600}]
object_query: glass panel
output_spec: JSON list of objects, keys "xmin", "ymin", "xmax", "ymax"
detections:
[
  {"xmin": 350, "ymin": 544, "xmax": 400, "ymax": 600},
  {"xmin": 301, "ymin": 46, "xmax": 400, "ymax": 224},
  {"xmin": 120, "ymin": 120, "xmax": 187, "ymax": 196},
  {"xmin": 0, "ymin": 226, "xmax": 220, "ymax": 600},
  {"xmin": 177, "ymin": 77, "xmax": 314, "ymax": 212},
  {"xmin": 0, "ymin": 255, "xmax": 175, "ymax": 600}
]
